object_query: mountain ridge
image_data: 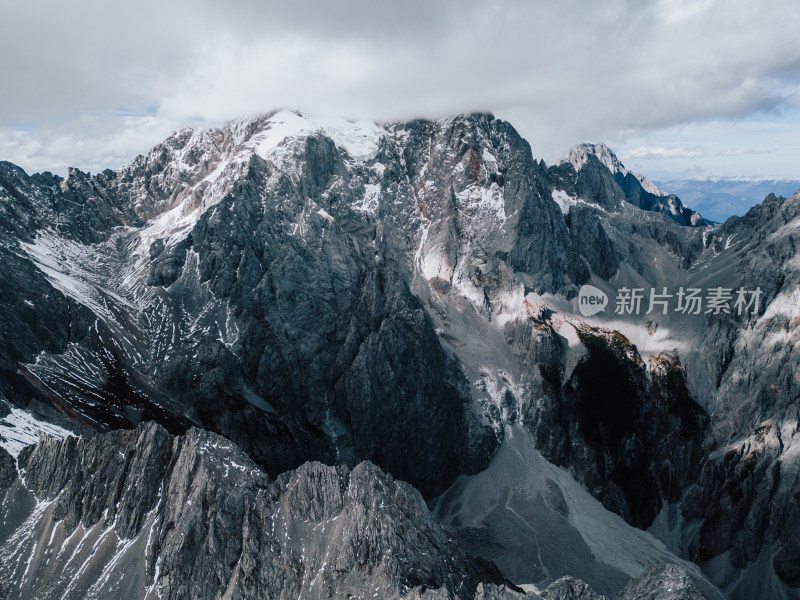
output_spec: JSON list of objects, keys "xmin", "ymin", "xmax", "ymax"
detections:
[
  {"xmin": 0, "ymin": 111, "xmax": 798, "ymax": 599},
  {"xmin": 658, "ymin": 175, "xmax": 800, "ymax": 222}
]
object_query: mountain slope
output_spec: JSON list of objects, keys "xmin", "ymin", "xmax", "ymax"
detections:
[
  {"xmin": 0, "ymin": 425, "xmax": 724, "ymax": 600},
  {"xmin": 431, "ymin": 424, "xmax": 722, "ymax": 598}
]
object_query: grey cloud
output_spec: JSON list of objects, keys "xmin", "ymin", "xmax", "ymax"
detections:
[{"xmin": 1, "ymin": 0, "xmax": 799, "ymax": 174}]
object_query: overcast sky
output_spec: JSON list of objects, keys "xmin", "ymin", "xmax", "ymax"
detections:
[{"xmin": 1, "ymin": 0, "xmax": 799, "ymax": 180}]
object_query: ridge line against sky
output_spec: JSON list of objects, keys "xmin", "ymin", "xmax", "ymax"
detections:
[{"xmin": 1, "ymin": 0, "xmax": 799, "ymax": 181}]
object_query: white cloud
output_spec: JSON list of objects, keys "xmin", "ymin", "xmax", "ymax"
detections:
[
  {"xmin": 625, "ymin": 146, "xmax": 706, "ymax": 160},
  {"xmin": 1, "ymin": 0, "xmax": 799, "ymax": 176},
  {"xmin": 613, "ymin": 113, "xmax": 800, "ymax": 180},
  {"xmin": 0, "ymin": 114, "xmax": 184, "ymax": 175}
]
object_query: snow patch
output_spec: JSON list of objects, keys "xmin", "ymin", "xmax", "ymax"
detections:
[
  {"xmin": 551, "ymin": 189, "xmax": 609, "ymax": 215},
  {"xmin": 21, "ymin": 235, "xmax": 117, "ymax": 320},
  {"xmin": 316, "ymin": 208, "xmax": 334, "ymax": 222},
  {"xmin": 248, "ymin": 110, "xmax": 384, "ymax": 161},
  {"xmin": 354, "ymin": 184, "xmax": 381, "ymax": 214},
  {"xmin": 315, "ymin": 117, "xmax": 384, "ymax": 159},
  {"xmin": 762, "ymin": 286, "xmax": 800, "ymax": 320},
  {"xmin": 551, "ymin": 189, "xmax": 576, "ymax": 214},
  {"xmin": 457, "ymin": 183, "xmax": 505, "ymax": 222},
  {"xmin": 0, "ymin": 408, "xmax": 74, "ymax": 458}
]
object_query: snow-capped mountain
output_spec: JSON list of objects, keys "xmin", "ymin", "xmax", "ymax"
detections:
[{"xmin": 1, "ymin": 110, "xmax": 798, "ymax": 599}]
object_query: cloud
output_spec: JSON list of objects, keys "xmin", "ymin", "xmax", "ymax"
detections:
[
  {"xmin": 614, "ymin": 115, "xmax": 800, "ymax": 180},
  {"xmin": 0, "ymin": 114, "xmax": 184, "ymax": 175},
  {"xmin": 1, "ymin": 0, "xmax": 799, "ymax": 174},
  {"xmin": 625, "ymin": 146, "xmax": 706, "ymax": 159},
  {"xmin": 716, "ymin": 147, "xmax": 774, "ymax": 157}
]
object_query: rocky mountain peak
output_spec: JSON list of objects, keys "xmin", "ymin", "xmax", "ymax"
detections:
[
  {"xmin": 565, "ymin": 143, "xmax": 624, "ymax": 174},
  {"xmin": 564, "ymin": 142, "xmax": 668, "ymax": 198},
  {"xmin": 555, "ymin": 143, "xmax": 705, "ymax": 226}
]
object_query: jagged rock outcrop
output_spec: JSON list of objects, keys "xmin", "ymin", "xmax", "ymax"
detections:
[
  {"xmin": 540, "ymin": 576, "xmax": 607, "ymax": 600},
  {"xmin": 0, "ymin": 422, "xmax": 504, "ymax": 600},
  {"xmin": 472, "ymin": 583, "xmax": 531, "ymax": 599},
  {"xmin": 616, "ymin": 564, "xmax": 719, "ymax": 600},
  {"xmin": 671, "ymin": 191, "xmax": 800, "ymax": 596}
]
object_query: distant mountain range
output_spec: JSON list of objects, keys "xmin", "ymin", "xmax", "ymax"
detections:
[{"xmin": 657, "ymin": 176, "xmax": 800, "ymax": 223}]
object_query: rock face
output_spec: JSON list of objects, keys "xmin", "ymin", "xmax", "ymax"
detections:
[
  {"xmin": 0, "ymin": 114, "xmax": 509, "ymax": 498},
  {"xmin": 0, "ymin": 422, "xmax": 503, "ymax": 600},
  {"xmin": 0, "ymin": 110, "xmax": 798, "ymax": 599},
  {"xmin": 0, "ymin": 446, "xmax": 14, "ymax": 493},
  {"xmin": 528, "ymin": 325, "xmax": 707, "ymax": 529},
  {"xmin": 667, "ymin": 191, "xmax": 800, "ymax": 599},
  {"xmin": 472, "ymin": 583, "xmax": 532, "ymax": 599}
]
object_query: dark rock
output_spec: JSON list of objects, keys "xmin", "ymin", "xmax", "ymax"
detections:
[
  {"xmin": 474, "ymin": 582, "xmax": 533, "ymax": 599},
  {"xmin": 529, "ymin": 326, "xmax": 707, "ymax": 529},
  {"xmin": 556, "ymin": 144, "xmax": 707, "ymax": 226},
  {"xmin": 0, "ymin": 446, "xmax": 15, "ymax": 493},
  {"xmin": 566, "ymin": 205, "xmax": 620, "ymax": 280},
  {"xmin": 576, "ymin": 155, "xmax": 627, "ymax": 211},
  {"xmin": 681, "ymin": 425, "xmax": 782, "ymax": 566},
  {"xmin": 147, "ymin": 234, "xmax": 193, "ymax": 287},
  {"xmin": 1, "ymin": 423, "xmax": 504, "ymax": 599},
  {"xmin": 773, "ymin": 533, "xmax": 800, "ymax": 587}
]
